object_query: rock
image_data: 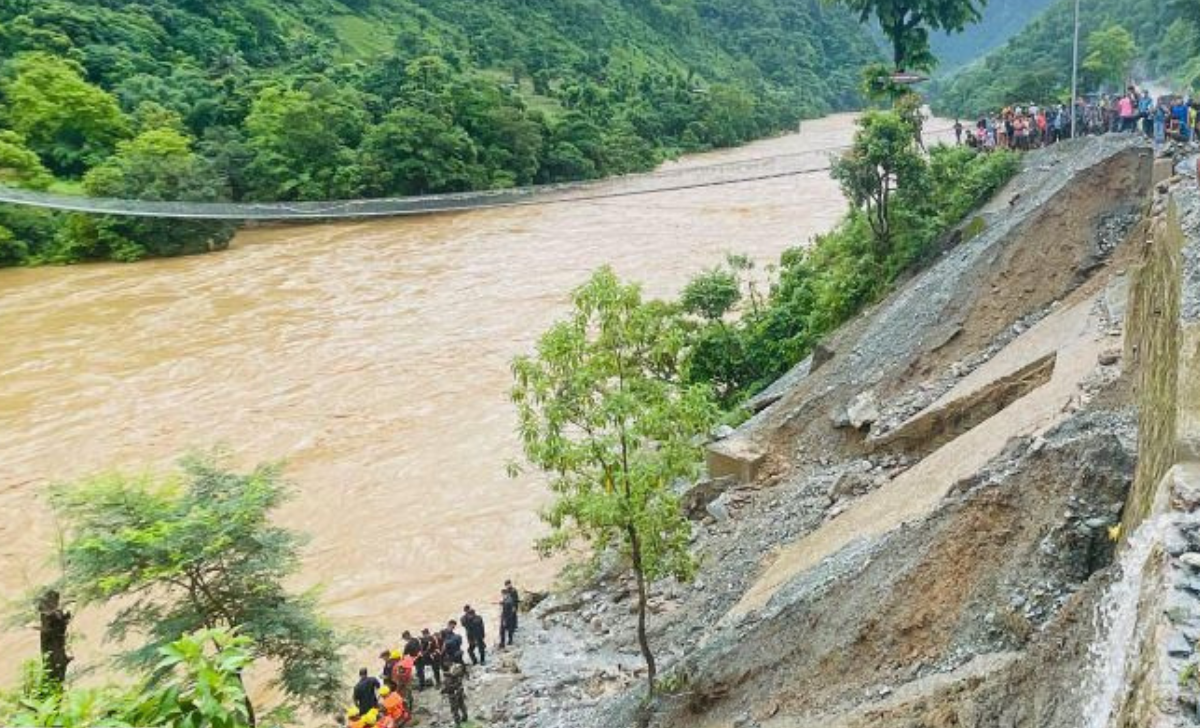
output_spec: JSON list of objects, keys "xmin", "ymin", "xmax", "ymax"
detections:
[
  {"xmin": 1182, "ymin": 552, "xmax": 1200, "ymax": 571},
  {"xmin": 846, "ymin": 391, "xmax": 881, "ymax": 430},
  {"xmin": 680, "ymin": 476, "xmax": 737, "ymax": 520},
  {"xmin": 589, "ymin": 616, "xmax": 604, "ymax": 634},
  {"xmin": 831, "ymin": 470, "xmax": 873, "ymax": 500},
  {"xmin": 712, "ymin": 424, "xmax": 735, "ymax": 440},
  {"xmin": 1174, "ymin": 472, "xmax": 1200, "ymax": 513},
  {"xmin": 522, "ymin": 590, "xmax": 549, "ymax": 612},
  {"xmin": 810, "ymin": 343, "xmax": 835, "ymax": 372},
  {"xmin": 706, "ymin": 498, "xmax": 731, "ymax": 524},
  {"xmin": 830, "ymin": 405, "xmax": 852, "ymax": 429},
  {"xmin": 1166, "ymin": 530, "xmax": 1190, "ymax": 557},
  {"xmin": 1098, "ymin": 349, "xmax": 1121, "ymax": 366},
  {"xmin": 536, "ymin": 595, "xmax": 585, "ymax": 618},
  {"xmin": 1085, "ymin": 517, "xmax": 1110, "ymax": 530},
  {"xmin": 1169, "ymin": 632, "xmax": 1195, "ymax": 657}
]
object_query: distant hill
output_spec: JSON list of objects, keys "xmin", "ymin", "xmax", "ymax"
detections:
[{"xmin": 930, "ymin": 0, "xmax": 1055, "ymax": 71}]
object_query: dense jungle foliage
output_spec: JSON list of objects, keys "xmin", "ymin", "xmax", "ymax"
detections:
[
  {"xmin": 0, "ymin": 0, "xmax": 881, "ymax": 266},
  {"xmin": 931, "ymin": 0, "xmax": 1200, "ymax": 115}
]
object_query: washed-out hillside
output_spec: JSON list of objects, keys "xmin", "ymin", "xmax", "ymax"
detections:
[{"xmin": 462, "ymin": 137, "xmax": 1200, "ymax": 728}]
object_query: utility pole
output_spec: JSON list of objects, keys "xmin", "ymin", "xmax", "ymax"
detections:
[{"xmin": 1070, "ymin": 0, "xmax": 1081, "ymax": 138}]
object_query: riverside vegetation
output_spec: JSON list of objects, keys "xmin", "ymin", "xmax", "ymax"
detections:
[{"xmin": 0, "ymin": 0, "xmax": 881, "ymax": 266}]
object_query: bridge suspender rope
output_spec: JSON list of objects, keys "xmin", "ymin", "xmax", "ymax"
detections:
[{"xmin": 0, "ymin": 126, "xmax": 953, "ymax": 221}]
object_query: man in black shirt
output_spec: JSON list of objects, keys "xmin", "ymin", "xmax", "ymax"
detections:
[
  {"xmin": 502, "ymin": 580, "xmax": 521, "ymax": 633},
  {"xmin": 417, "ymin": 628, "xmax": 443, "ymax": 689},
  {"xmin": 352, "ymin": 667, "xmax": 380, "ymax": 716},
  {"xmin": 443, "ymin": 620, "xmax": 465, "ymax": 667},
  {"xmin": 461, "ymin": 605, "xmax": 486, "ymax": 665},
  {"xmin": 499, "ymin": 589, "xmax": 517, "ymax": 648}
]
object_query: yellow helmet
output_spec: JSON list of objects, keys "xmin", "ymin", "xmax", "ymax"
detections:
[
  {"xmin": 345, "ymin": 706, "xmax": 360, "ymax": 719},
  {"xmin": 379, "ymin": 686, "xmax": 391, "ymax": 697},
  {"xmin": 389, "ymin": 649, "xmax": 401, "ymax": 659},
  {"xmin": 363, "ymin": 708, "xmax": 379, "ymax": 725}
]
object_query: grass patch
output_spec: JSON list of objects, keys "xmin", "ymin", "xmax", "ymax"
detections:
[{"xmin": 329, "ymin": 14, "xmax": 393, "ymax": 60}]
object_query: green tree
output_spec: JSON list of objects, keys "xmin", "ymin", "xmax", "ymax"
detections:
[
  {"xmin": 60, "ymin": 128, "xmax": 234, "ymax": 262},
  {"xmin": 511, "ymin": 267, "xmax": 719, "ymax": 696},
  {"xmin": 834, "ymin": 0, "xmax": 986, "ymax": 71},
  {"xmin": 48, "ymin": 452, "xmax": 347, "ymax": 721},
  {"xmin": 1082, "ymin": 24, "xmax": 1137, "ymax": 88},
  {"xmin": 830, "ymin": 110, "xmax": 927, "ymax": 258},
  {"xmin": 0, "ymin": 629, "xmax": 253, "ymax": 728},
  {"xmin": 681, "ymin": 267, "xmax": 741, "ymax": 321},
  {"xmin": 243, "ymin": 84, "xmax": 366, "ymax": 200},
  {"xmin": 2, "ymin": 52, "xmax": 129, "ymax": 176},
  {"xmin": 0, "ymin": 131, "xmax": 53, "ymax": 189},
  {"xmin": 360, "ymin": 108, "xmax": 481, "ymax": 195}
]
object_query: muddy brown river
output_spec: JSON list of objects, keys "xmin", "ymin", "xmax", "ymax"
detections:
[{"xmin": 0, "ymin": 114, "xmax": 946, "ymax": 687}]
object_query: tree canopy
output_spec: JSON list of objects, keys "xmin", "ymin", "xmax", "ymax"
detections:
[
  {"xmin": 834, "ymin": 0, "xmax": 987, "ymax": 71},
  {"xmin": 49, "ymin": 452, "xmax": 347, "ymax": 718}
]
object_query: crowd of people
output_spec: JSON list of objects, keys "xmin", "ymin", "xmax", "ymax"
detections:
[
  {"xmin": 953, "ymin": 85, "xmax": 1200, "ymax": 151},
  {"xmin": 344, "ymin": 581, "xmax": 523, "ymax": 728}
]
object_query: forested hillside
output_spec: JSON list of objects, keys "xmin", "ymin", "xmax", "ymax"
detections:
[
  {"xmin": 931, "ymin": 0, "xmax": 1199, "ymax": 115},
  {"xmin": 0, "ymin": 0, "xmax": 879, "ymax": 265},
  {"xmin": 929, "ymin": 0, "xmax": 1052, "ymax": 71}
]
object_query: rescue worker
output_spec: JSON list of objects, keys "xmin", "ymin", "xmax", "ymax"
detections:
[
  {"xmin": 401, "ymin": 631, "xmax": 421, "ymax": 659},
  {"xmin": 462, "ymin": 605, "xmax": 486, "ymax": 665},
  {"xmin": 379, "ymin": 685, "xmax": 411, "ymax": 726},
  {"xmin": 441, "ymin": 656, "xmax": 469, "ymax": 726},
  {"xmin": 502, "ymin": 580, "xmax": 521, "ymax": 633},
  {"xmin": 499, "ymin": 588, "xmax": 517, "ymax": 648},
  {"xmin": 353, "ymin": 667, "xmax": 381, "ymax": 716},
  {"xmin": 346, "ymin": 707, "xmax": 365, "ymax": 728},
  {"xmin": 380, "ymin": 649, "xmax": 400, "ymax": 690},
  {"xmin": 443, "ymin": 621, "xmax": 466, "ymax": 668},
  {"xmin": 395, "ymin": 653, "xmax": 416, "ymax": 712},
  {"xmin": 417, "ymin": 628, "xmax": 443, "ymax": 689}
]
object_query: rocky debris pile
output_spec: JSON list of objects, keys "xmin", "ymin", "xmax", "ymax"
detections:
[
  {"xmin": 864, "ymin": 305, "xmax": 1055, "ymax": 439},
  {"xmin": 477, "ymin": 136, "xmax": 1159, "ymax": 728}
]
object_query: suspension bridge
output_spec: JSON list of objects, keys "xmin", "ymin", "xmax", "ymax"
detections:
[{"xmin": 0, "ymin": 127, "xmax": 953, "ymax": 221}]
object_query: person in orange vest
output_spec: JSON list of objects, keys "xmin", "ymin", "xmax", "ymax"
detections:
[
  {"xmin": 345, "ymin": 707, "xmax": 366, "ymax": 728},
  {"xmin": 379, "ymin": 685, "xmax": 411, "ymax": 726},
  {"xmin": 392, "ymin": 654, "xmax": 416, "ymax": 711}
]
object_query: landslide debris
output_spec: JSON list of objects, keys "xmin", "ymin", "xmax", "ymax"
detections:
[{"xmin": 469, "ymin": 134, "xmax": 1157, "ymax": 728}]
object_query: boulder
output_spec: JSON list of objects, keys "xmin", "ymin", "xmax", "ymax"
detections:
[
  {"xmin": 846, "ymin": 391, "xmax": 881, "ymax": 431},
  {"xmin": 680, "ymin": 476, "xmax": 737, "ymax": 520},
  {"xmin": 707, "ymin": 496, "xmax": 731, "ymax": 524}
]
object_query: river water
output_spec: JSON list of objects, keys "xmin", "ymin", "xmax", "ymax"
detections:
[{"xmin": 0, "ymin": 114, "xmax": 942, "ymax": 686}]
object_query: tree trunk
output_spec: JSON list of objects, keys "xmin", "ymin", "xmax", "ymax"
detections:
[
  {"xmin": 37, "ymin": 590, "xmax": 71, "ymax": 685},
  {"xmin": 239, "ymin": 671, "xmax": 257, "ymax": 727},
  {"xmin": 627, "ymin": 526, "xmax": 657, "ymax": 698}
]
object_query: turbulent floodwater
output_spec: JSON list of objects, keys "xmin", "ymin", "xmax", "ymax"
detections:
[{"xmin": 0, "ymin": 114, "xmax": 945, "ymax": 685}]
